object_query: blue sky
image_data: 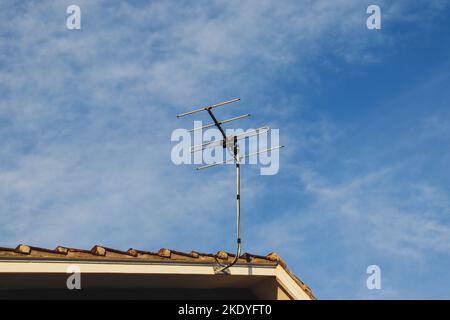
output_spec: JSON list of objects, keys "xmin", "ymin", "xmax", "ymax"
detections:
[{"xmin": 1, "ymin": 0, "xmax": 450, "ymax": 299}]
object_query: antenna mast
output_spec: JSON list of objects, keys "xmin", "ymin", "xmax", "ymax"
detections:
[{"xmin": 177, "ymin": 98, "xmax": 283, "ymax": 273}]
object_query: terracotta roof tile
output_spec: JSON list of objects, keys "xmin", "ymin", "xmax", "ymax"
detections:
[
  {"xmin": 158, "ymin": 248, "xmax": 171, "ymax": 258},
  {"xmin": 15, "ymin": 244, "xmax": 31, "ymax": 254},
  {"xmin": 190, "ymin": 251, "xmax": 200, "ymax": 258},
  {"xmin": 128, "ymin": 248, "xmax": 159, "ymax": 256},
  {"xmin": 55, "ymin": 246, "xmax": 69, "ymax": 254},
  {"xmin": 127, "ymin": 248, "xmax": 138, "ymax": 257},
  {"xmin": 216, "ymin": 251, "xmax": 228, "ymax": 260},
  {"xmin": 0, "ymin": 244, "xmax": 315, "ymax": 299}
]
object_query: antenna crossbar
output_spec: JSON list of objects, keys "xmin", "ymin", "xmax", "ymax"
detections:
[
  {"xmin": 187, "ymin": 114, "xmax": 250, "ymax": 133},
  {"xmin": 196, "ymin": 145, "xmax": 284, "ymax": 170},
  {"xmin": 176, "ymin": 98, "xmax": 240, "ymax": 118},
  {"xmin": 190, "ymin": 126, "xmax": 270, "ymax": 153}
]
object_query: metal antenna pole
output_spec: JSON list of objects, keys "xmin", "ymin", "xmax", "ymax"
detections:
[
  {"xmin": 217, "ymin": 135, "xmax": 241, "ymax": 273},
  {"xmin": 235, "ymin": 136, "xmax": 241, "ymax": 262}
]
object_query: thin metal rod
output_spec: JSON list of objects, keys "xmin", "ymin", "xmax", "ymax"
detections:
[
  {"xmin": 188, "ymin": 114, "xmax": 250, "ymax": 133},
  {"xmin": 190, "ymin": 126, "xmax": 270, "ymax": 153},
  {"xmin": 197, "ymin": 145, "xmax": 285, "ymax": 170},
  {"xmin": 191, "ymin": 126, "xmax": 269, "ymax": 150},
  {"xmin": 217, "ymin": 136, "xmax": 241, "ymax": 273},
  {"xmin": 176, "ymin": 98, "xmax": 240, "ymax": 118}
]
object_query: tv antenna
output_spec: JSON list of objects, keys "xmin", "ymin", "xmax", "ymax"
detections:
[{"xmin": 177, "ymin": 98, "xmax": 284, "ymax": 273}]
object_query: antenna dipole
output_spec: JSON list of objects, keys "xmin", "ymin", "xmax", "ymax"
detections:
[
  {"xmin": 176, "ymin": 98, "xmax": 240, "ymax": 118},
  {"xmin": 176, "ymin": 98, "xmax": 283, "ymax": 273}
]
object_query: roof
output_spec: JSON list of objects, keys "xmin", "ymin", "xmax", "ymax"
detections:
[{"xmin": 0, "ymin": 244, "xmax": 315, "ymax": 299}]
